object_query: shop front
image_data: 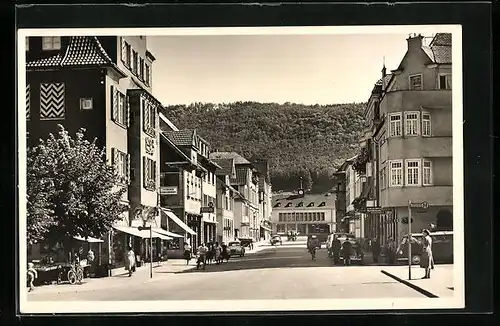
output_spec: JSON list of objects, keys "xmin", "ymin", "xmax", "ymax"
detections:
[{"xmin": 160, "ymin": 207, "xmax": 197, "ymax": 258}]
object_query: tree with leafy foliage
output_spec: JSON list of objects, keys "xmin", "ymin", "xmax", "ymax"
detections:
[
  {"xmin": 26, "ymin": 125, "xmax": 128, "ymax": 245},
  {"xmin": 162, "ymin": 101, "xmax": 366, "ymax": 193}
]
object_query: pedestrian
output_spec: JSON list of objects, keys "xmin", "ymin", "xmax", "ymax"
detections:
[
  {"xmin": 341, "ymin": 239, "xmax": 353, "ymax": 266},
  {"xmin": 372, "ymin": 238, "xmax": 381, "ymax": 264},
  {"xmin": 387, "ymin": 238, "xmax": 397, "ymax": 265},
  {"xmin": 215, "ymin": 242, "xmax": 222, "ymax": 264},
  {"xmin": 332, "ymin": 236, "xmax": 342, "ymax": 265},
  {"xmin": 197, "ymin": 243, "xmax": 208, "ymax": 270},
  {"xmin": 184, "ymin": 243, "xmax": 192, "ymax": 266},
  {"xmin": 125, "ymin": 246, "xmax": 136, "ymax": 277},
  {"xmin": 419, "ymin": 229, "xmax": 434, "ymax": 279},
  {"xmin": 87, "ymin": 248, "xmax": 95, "ymax": 277},
  {"xmin": 27, "ymin": 262, "xmax": 38, "ymax": 292}
]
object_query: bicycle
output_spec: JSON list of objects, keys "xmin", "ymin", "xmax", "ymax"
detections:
[{"xmin": 67, "ymin": 262, "xmax": 84, "ymax": 285}]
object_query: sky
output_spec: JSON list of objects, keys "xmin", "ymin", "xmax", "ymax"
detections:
[{"xmin": 147, "ymin": 33, "xmax": 426, "ymax": 106}]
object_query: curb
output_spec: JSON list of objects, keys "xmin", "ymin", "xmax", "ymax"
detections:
[{"xmin": 381, "ymin": 270, "xmax": 439, "ymax": 298}]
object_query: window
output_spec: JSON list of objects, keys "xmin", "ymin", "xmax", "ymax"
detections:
[
  {"xmin": 139, "ymin": 58, "xmax": 145, "ymax": 80},
  {"xmin": 145, "ymin": 64, "xmax": 151, "ymax": 86},
  {"xmin": 423, "ymin": 160, "xmax": 433, "ymax": 185},
  {"xmin": 274, "ymin": 203, "xmax": 281, "ymax": 208},
  {"xmin": 422, "ymin": 112, "xmax": 431, "ymax": 137},
  {"xmin": 42, "ymin": 37, "xmax": 61, "ymax": 50},
  {"xmin": 132, "ymin": 51, "xmax": 138, "ymax": 74},
  {"xmin": 389, "ymin": 113, "xmax": 402, "ymax": 137},
  {"xmin": 380, "ymin": 167, "xmax": 386, "ymax": 189},
  {"xmin": 405, "ymin": 111, "xmax": 420, "ymax": 136},
  {"xmin": 111, "ymin": 86, "xmax": 129, "ymax": 127},
  {"xmin": 439, "ymin": 74, "xmax": 452, "ymax": 90},
  {"xmin": 143, "ymin": 157, "xmax": 156, "ymax": 191},
  {"xmin": 25, "ymin": 37, "xmax": 29, "ymax": 51},
  {"xmin": 112, "ymin": 148, "xmax": 130, "ymax": 183},
  {"xmin": 409, "ymin": 74, "xmax": 423, "ymax": 90},
  {"xmin": 321, "ymin": 213, "xmax": 325, "ymax": 221},
  {"xmin": 406, "ymin": 159, "xmax": 421, "ymax": 186},
  {"xmin": 142, "ymin": 97, "xmax": 156, "ymax": 136},
  {"xmin": 80, "ymin": 98, "xmax": 93, "ymax": 110},
  {"xmin": 125, "ymin": 43, "xmax": 131, "ymax": 67},
  {"xmin": 389, "ymin": 160, "xmax": 403, "ymax": 186}
]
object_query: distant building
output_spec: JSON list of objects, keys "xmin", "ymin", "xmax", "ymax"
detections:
[
  {"xmin": 356, "ymin": 33, "xmax": 453, "ymax": 245},
  {"xmin": 253, "ymin": 159, "xmax": 273, "ymax": 240},
  {"xmin": 271, "ymin": 193, "xmax": 336, "ymax": 236}
]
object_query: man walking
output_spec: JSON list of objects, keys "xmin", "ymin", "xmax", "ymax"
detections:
[
  {"xmin": 341, "ymin": 239, "xmax": 353, "ymax": 266},
  {"xmin": 372, "ymin": 238, "xmax": 381, "ymax": 264},
  {"xmin": 332, "ymin": 236, "xmax": 342, "ymax": 265}
]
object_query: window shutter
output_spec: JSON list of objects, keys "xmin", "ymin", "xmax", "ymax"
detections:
[
  {"xmin": 126, "ymin": 95, "xmax": 130, "ymax": 127},
  {"xmin": 111, "ymin": 86, "xmax": 118, "ymax": 122},
  {"xmin": 120, "ymin": 38, "xmax": 127, "ymax": 63},
  {"xmin": 143, "ymin": 156, "xmax": 148, "ymax": 188},
  {"xmin": 26, "ymin": 84, "xmax": 30, "ymax": 120},
  {"xmin": 126, "ymin": 153, "xmax": 131, "ymax": 184},
  {"xmin": 142, "ymin": 98, "xmax": 149, "ymax": 133},
  {"xmin": 153, "ymin": 160, "xmax": 157, "ymax": 188},
  {"xmin": 111, "ymin": 148, "xmax": 117, "ymax": 168}
]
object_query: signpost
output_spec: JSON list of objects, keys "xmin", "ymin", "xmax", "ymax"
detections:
[{"xmin": 407, "ymin": 200, "xmax": 429, "ymax": 280}]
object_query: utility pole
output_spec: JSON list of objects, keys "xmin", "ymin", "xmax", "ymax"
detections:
[{"xmin": 408, "ymin": 199, "xmax": 412, "ymax": 280}]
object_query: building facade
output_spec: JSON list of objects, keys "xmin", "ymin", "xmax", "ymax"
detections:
[
  {"xmin": 25, "ymin": 35, "xmax": 169, "ymax": 272},
  {"xmin": 271, "ymin": 193, "xmax": 336, "ymax": 235},
  {"xmin": 253, "ymin": 159, "xmax": 273, "ymax": 240},
  {"xmin": 355, "ymin": 33, "xmax": 453, "ymax": 245}
]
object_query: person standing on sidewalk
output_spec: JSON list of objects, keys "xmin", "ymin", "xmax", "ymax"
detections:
[
  {"xmin": 332, "ymin": 236, "xmax": 342, "ymax": 265},
  {"xmin": 372, "ymin": 239, "xmax": 381, "ymax": 264},
  {"xmin": 420, "ymin": 229, "xmax": 435, "ymax": 279},
  {"xmin": 27, "ymin": 262, "xmax": 38, "ymax": 292},
  {"xmin": 197, "ymin": 243, "xmax": 208, "ymax": 270},
  {"xmin": 341, "ymin": 239, "xmax": 353, "ymax": 266},
  {"xmin": 183, "ymin": 243, "xmax": 192, "ymax": 266},
  {"xmin": 387, "ymin": 238, "xmax": 397, "ymax": 265},
  {"xmin": 125, "ymin": 246, "xmax": 136, "ymax": 277}
]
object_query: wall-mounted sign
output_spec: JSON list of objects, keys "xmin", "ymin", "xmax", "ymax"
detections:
[
  {"xmin": 201, "ymin": 207, "xmax": 215, "ymax": 213},
  {"xmin": 160, "ymin": 186, "xmax": 178, "ymax": 195}
]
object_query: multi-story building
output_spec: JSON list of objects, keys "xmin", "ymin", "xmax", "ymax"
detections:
[
  {"xmin": 212, "ymin": 158, "xmax": 240, "ymax": 244},
  {"xmin": 271, "ymin": 193, "xmax": 336, "ymax": 236},
  {"xmin": 252, "ymin": 159, "xmax": 273, "ymax": 240},
  {"xmin": 357, "ymin": 33, "xmax": 453, "ymax": 244},
  {"xmin": 25, "ymin": 36, "xmax": 170, "ymax": 272},
  {"xmin": 209, "ymin": 152, "xmax": 256, "ymax": 239}
]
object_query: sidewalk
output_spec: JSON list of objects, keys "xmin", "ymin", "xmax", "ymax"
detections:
[
  {"xmin": 27, "ymin": 259, "xmax": 194, "ymax": 296},
  {"xmin": 381, "ymin": 264, "xmax": 454, "ymax": 298}
]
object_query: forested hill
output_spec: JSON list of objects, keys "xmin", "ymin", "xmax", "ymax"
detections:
[{"xmin": 162, "ymin": 101, "xmax": 366, "ymax": 193}]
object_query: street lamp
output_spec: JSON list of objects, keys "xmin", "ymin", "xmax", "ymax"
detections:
[{"xmin": 138, "ymin": 208, "xmax": 154, "ymax": 279}]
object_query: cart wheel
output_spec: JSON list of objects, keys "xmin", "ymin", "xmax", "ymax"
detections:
[
  {"xmin": 68, "ymin": 270, "xmax": 77, "ymax": 285},
  {"xmin": 76, "ymin": 267, "xmax": 84, "ymax": 283}
]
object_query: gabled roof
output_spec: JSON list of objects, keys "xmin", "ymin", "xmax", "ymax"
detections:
[
  {"xmin": 209, "ymin": 151, "xmax": 251, "ymax": 165},
  {"xmin": 159, "ymin": 132, "xmax": 195, "ymax": 168},
  {"xmin": 163, "ymin": 129, "xmax": 196, "ymax": 147},
  {"xmin": 212, "ymin": 158, "xmax": 236, "ymax": 177},
  {"xmin": 27, "ymin": 36, "xmax": 125, "ymax": 76}
]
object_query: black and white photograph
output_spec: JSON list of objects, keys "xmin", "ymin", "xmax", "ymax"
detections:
[{"xmin": 18, "ymin": 25, "xmax": 464, "ymax": 313}]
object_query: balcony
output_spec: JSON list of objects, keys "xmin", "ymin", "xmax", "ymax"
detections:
[
  {"xmin": 386, "ymin": 136, "xmax": 452, "ymax": 159},
  {"xmin": 380, "ymin": 185, "xmax": 453, "ymax": 207}
]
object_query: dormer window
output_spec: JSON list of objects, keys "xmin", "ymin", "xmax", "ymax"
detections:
[
  {"xmin": 42, "ymin": 36, "xmax": 61, "ymax": 51},
  {"xmin": 307, "ymin": 202, "xmax": 314, "ymax": 207},
  {"xmin": 318, "ymin": 202, "xmax": 326, "ymax": 207},
  {"xmin": 273, "ymin": 203, "xmax": 281, "ymax": 208},
  {"xmin": 296, "ymin": 202, "xmax": 303, "ymax": 207},
  {"xmin": 285, "ymin": 202, "xmax": 292, "ymax": 208},
  {"xmin": 409, "ymin": 74, "xmax": 423, "ymax": 90}
]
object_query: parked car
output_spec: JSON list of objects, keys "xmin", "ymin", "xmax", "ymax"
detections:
[
  {"xmin": 397, "ymin": 231, "xmax": 453, "ymax": 265},
  {"xmin": 326, "ymin": 233, "xmax": 355, "ymax": 257},
  {"xmin": 228, "ymin": 241, "xmax": 246, "ymax": 257},
  {"xmin": 238, "ymin": 237, "xmax": 253, "ymax": 249},
  {"xmin": 270, "ymin": 235, "xmax": 282, "ymax": 246}
]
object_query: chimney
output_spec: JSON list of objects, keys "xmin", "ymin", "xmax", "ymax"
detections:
[{"xmin": 407, "ymin": 33, "xmax": 423, "ymax": 50}]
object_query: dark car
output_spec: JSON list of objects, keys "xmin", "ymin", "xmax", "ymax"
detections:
[
  {"xmin": 397, "ymin": 231, "xmax": 453, "ymax": 265},
  {"xmin": 270, "ymin": 235, "xmax": 282, "ymax": 246},
  {"xmin": 336, "ymin": 235, "xmax": 364, "ymax": 264}
]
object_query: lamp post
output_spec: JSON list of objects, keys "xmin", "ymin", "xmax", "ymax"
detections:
[{"xmin": 139, "ymin": 209, "xmax": 153, "ymax": 279}]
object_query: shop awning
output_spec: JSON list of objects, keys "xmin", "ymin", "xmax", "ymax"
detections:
[
  {"xmin": 113, "ymin": 226, "xmax": 161, "ymax": 239},
  {"xmin": 151, "ymin": 228, "xmax": 178, "ymax": 239},
  {"xmin": 153, "ymin": 231, "xmax": 173, "ymax": 241},
  {"xmin": 260, "ymin": 226, "xmax": 272, "ymax": 232},
  {"xmin": 160, "ymin": 208, "xmax": 196, "ymax": 235},
  {"xmin": 73, "ymin": 235, "xmax": 104, "ymax": 243}
]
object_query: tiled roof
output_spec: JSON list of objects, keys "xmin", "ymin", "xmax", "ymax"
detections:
[
  {"xmin": 162, "ymin": 129, "xmax": 195, "ymax": 147},
  {"xmin": 430, "ymin": 33, "xmax": 451, "ymax": 46},
  {"xmin": 209, "ymin": 152, "xmax": 251, "ymax": 165},
  {"xmin": 272, "ymin": 193, "xmax": 336, "ymax": 208},
  {"xmin": 212, "ymin": 158, "xmax": 235, "ymax": 176},
  {"xmin": 430, "ymin": 45, "xmax": 451, "ymax": 64},
  {"xmin": 231, "ymin": 167, "xmax": 249, "ymax": 185},
  {"xmin": 27, "ymin": 36, "xmax": 116, "ymax": 69},
  {"xmin": 423, "ymin": 33, "xmax": 452, "ymax": 64}
]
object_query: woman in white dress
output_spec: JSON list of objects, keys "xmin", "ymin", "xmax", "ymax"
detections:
[{"xmin": 419, "ymin": 229, "xmax": 435, "ymax": 279}]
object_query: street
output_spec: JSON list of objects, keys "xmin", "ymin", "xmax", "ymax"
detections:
[{"xmin": 28, "ymin": 244, "xmax": 428, "ymax": 301}]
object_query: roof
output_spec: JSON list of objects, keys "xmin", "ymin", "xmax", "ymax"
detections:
[
  {"xmin": 429, "ymin": 33, "xmax": 452, "ymax": 46},
  {"xmin": 212, "ymin": 158, "xmax": 235, "ymax": 176},
  {"xmin": 423, "ymin": 33, "xmax": 452, "ymax": 64},
  {"xmin": 159, "ymin": 133, "xmax": 194, "ymax": 167},
  {"xmin": 163, "ymin": 129, "xmax": 196, "ymax": 147},
  {"xmin": 272, "ymin": 193, "xmax": 336, "ymax": 209},
  {"xmin": 232, "ymin": 167, "xmax": 249, "ymax": 185},
  {"xmin": 209, "ymin": 152, "xmax": 251, "ymax": 165},
  {"xmin": 27, "ymin": 36, "xmax": 124, "ymax": 73}
]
